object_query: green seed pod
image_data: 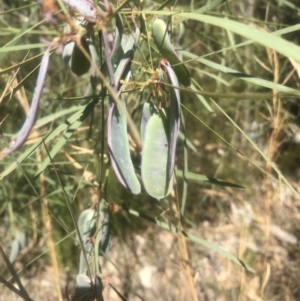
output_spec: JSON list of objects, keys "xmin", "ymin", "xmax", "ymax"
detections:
[
  {"xmin": 114, "ymin": 26, "xmax": 140, "ymax": 88},
  {"xmin": 177, "ymin": 22, "xmax": 186, "ymax": 49},
  {"xmin": 88, "ymin": 37, "xmax": 100, "ymax": 77},
  {"xmin": 152, "ymin": 18, "xmax": 191, "ymax": 87},
  {"xmin": 76, "ymin": 208, "xmax": 95, "ymax": 245},
  {"xmin": 108, "ymin": 99, "xmax": 141, "ymax": 195},
  {"xmin": 96, "ymin": 202, "xmax": 111, "ymax": 255},
  {"xmin": 75, "ymin": 273, "xmax": 93, "ymax": 300},
  {"xmin": 110, "ymin": 14, "xmax": 124, "ymax": 69},
  {"xmin": 77, "ymin": 209, "xmax": 96, "ymax": 274},
  {"xmin": 141, "ymin": 110, "xmax": 173, "ymax": 200},
  {"xmin": 8, "ymin": 232, "xmax": 26, "ymax": 264},
  {"xmin": 163, "ymin": 61, "xmax": 181, "ymax": 179}
]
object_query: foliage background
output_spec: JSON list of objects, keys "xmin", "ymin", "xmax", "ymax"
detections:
[{"xmin": 0, "ymin": 0, "xmax": 300, "ymax": 300}]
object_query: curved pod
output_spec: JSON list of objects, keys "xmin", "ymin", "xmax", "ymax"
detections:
[{"xmin": 3, "ymin": 47, "xmax": 50, "ymax": 154}]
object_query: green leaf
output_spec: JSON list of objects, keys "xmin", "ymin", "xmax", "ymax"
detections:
[
  {"xmin": 0, "ymin": 102, "xmax": 92, "ymax": 180},
  {"xmin": 178, "ymin": 131, "xmax": 197, "ymax": 153},
  {"xmin": 0, "ymin": 5, "xmax": 40, "ymax": 62},
  {"xmin": 0, "ymin": 43, "xmax": 45, "ymax": 53},
  {"xmin": 195, "ymin": 0, "xmax": 226, "ymax": 14},
  {"xmin": 35, "ymin": 100, "xmax": 96, "ymax": 177},
  {"xmin": 183, "ymin": 51, "xmax": 300, "ymax": 96},
  {"xmin": 176, "ymin": 170, "xmax": 245, "ymax": 189},
  {"xmin": 142, "ymin": 11, "xmax": 300, "ymax": 63}
]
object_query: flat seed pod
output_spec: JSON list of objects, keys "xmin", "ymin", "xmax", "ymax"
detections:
[
  {"xmin": 110, "ymin": 14, "xmax": 124, "ymax": 69},
  {"xmin": 165, "ymin": 62, "xmax": 181, "ymax": 112},
  {"xmin": 177, "ymin": 22, "xmax": 186, "ymax": 51},
  {"xmin": 107, "ymin": 99, "xmax": 141, "ymax": 195},
  {"xmin": 141, "ymin": 111, "xmax": 173, "ymax": 200},
  {"xmin": 164, "ymin": 62, "xmax": 181, "ymax": 179},
  {"xmin": 140, "ymin": 102, "xmax": 152, "ymax": 142},
  {"xmin": 62, "ymin": 41, "xmax": 74, "ymax": 65},
  {"xmin": 114, "ymin": 26, "xmax": 140, "ymax": 88},
  {"xmin": 69, "ymin": 36, "xmax": 91, "ymax": 76},
  {"xmin": 75, "ymin": 273, "xmax": 93, "ymax": 301},
  {"xmin": 88, "ymin": 37, "xmax": 100, "ymax": 77},
  {"xmin": 8, "ymin": 239, "xmax": 20, "ymax": 264},
  {"xmin": 75, "ymin": 273, "xmax": 91, "ymax": 289},
  {"xmin": 3, "ymin": 47, "xmax": 50, "ymax": 154},
  {"xmin": 78, "ymin": 209, "xmax": 95, "ymax": 273},
  {"xmin": 76, "ymin": 208, "xmax": 95, "ymax": 245},
  {"xmin": 82, "ymin": 209, "xmax": 96, "ymax": 245},
  {"xmin": 8, "ymin": 232, "xmax": 26, "ymax": 264},
  {"xmin": 78, "ymin": 246, "xmax": 92, "ymax": 274},
  {"xmin": 96, "ymin": 202, "xmax": 111, "ymax": 255},
  {"xmin": 152, "ymin": 18, "xmax": 191, "ymax": 87},
  {"xmin": 100, "ymin": 14, "xmax": 124, "ymax": 79}
]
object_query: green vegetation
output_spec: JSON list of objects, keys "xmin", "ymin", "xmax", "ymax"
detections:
[{"xmin": 1, "ymin": 0, "xmax": 300, "ymax": 300}]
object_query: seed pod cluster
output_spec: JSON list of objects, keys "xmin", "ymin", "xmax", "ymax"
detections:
[
  {"xmin": 136, "ymin": 18, "xmax": 189, "ymax": 200},
  {"xmin": 2, "ymin": 12, "xmax": 188, "ymax": 203},
  {"xmin": 108, "ymin": 18, "xmax": 188, "ymax": 200}
]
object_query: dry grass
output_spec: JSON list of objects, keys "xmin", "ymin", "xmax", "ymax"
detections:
[{"xmin": 1, "ymin": 166, "xmax": 300, "ymax": 301}]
